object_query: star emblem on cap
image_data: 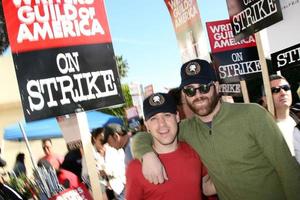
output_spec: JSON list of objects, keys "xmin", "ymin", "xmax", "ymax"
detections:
[
  {"xmin": 185, "ymin": 61, "xmax": 201, "ymax": 76},
  {"xmin": 149, "ymin": 94, "xmax": 165, "ymax": 106}
]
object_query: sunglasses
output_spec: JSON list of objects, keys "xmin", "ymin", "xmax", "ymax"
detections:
[
  {"xmin": 183, "ymin": 82, "xmax": 214, "ymax": 97},
  {"xmin": 271, "ymin": 85, "xmax": 291, "ymax": 94}
]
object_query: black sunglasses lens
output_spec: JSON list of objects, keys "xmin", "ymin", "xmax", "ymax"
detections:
[
  {"xmin": 271, "ymin": 87, "xmax": 280, "ymax": 93},
  {"xmin": 271, "ymin": 85, "xmax": 290, "ymax": 93},
  {"xmin": 199, "ymin": 84, "xmax": 210, "ymax": 94},
  {"xmin": 184, "ymin": 83, "xmax": 213, "ymax": 97},
  {"xmin": 281, "ymin": 85, "xmax": 290, "ymax": 91},
  {"xmin": 184, "ymin": 88, "xmax": 196, "ymax": 97}
]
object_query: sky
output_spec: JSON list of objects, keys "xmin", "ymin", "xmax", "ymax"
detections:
[
  {"xmin": 104, "ymin": 0, "xmax": 229, "ymax": 92},
  {"xmin": 2, "ymin": 0, "xmax": 229, "ymax": 92}
]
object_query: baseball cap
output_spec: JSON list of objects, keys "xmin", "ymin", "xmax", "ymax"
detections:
[
  {"xmin": 143, "ymin": 93, "xmax": 177, "ymax": 121},
  {"xmin": 179, "ymin": 59, "xmax": 217, "ymax": 88}
]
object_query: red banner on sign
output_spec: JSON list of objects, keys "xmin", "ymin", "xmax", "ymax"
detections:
[
  {"xmin": 206, "ymin": 19, "xmax": 256, "ymax": 53},
  {"xmin": 164, "ymin": 0, "xmax": 209, "ymax": 62},
  {"xmin": 165, "ymin": 0, "xmax": 200, "ymax": 33},
  {"xmin": 2, "ymin": 0, "xmax": 112, "ymax": 53}
]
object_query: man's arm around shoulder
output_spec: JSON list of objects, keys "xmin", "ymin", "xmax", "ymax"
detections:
[{"xmin": 131, "ymin": 132, "xmax": 168, "ymax": 184}]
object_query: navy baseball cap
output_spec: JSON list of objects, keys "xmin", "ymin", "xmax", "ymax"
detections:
[
  {"xmin": 179, "ymin": 59, "xmax": 217, "ymax": 88},
  {"xmin": 143, "ymin": 93, "xmax": 177, "ymax": 121}
]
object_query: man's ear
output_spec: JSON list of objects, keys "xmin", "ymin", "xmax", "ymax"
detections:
[
  {"xmin": 144, "ymin": 121, "xmax": 151, "ymax": 133},
  {"xmin": 113, "ymin": 133, "xmax": 120, "ymax": 140},
  {"xmin": 214, "ymin": 81, "xmax": 220, "ymax": 94},
  {"xmin": 175, "ymin": 111, "xmax": 180, "ymax": 123}
]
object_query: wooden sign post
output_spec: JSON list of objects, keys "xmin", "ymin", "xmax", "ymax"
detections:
[
  {"xmin": 240, "ymin": 80, "xmax": 250, "ymax": 103},
  {"xmin": 255, "ymin": 33, "xmax": 275, "ymax": 116},
  {"xmin": 57, "ymin": 112, "xmax": 103, "ymax": 200}
]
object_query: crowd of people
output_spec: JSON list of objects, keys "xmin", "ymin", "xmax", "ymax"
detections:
[
  {"xmin": 0, "ymin": 58, "xmax": 299, "ymax": 200},
  {"xmin": 131, "ymin": 59, "xmax": 300, "ymax": 200},
  {"xmin": 0, "ymin": 122, "xmax": 140, "ymax": 199}
]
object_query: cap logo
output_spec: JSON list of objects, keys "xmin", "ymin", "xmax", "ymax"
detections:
[
  {"xmin": 149, "ymin": 94, "xmax": 165, "ymax": 106},
  {"xmin": 185, "ymin": 61, "xmax": 201, "ymax": 76}
]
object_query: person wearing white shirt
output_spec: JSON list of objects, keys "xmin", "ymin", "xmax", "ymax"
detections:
[
  {"xmin": 102, "ymin": 124, "xmax": 130, "ymax": 200},
  {"xmin": 266, "ymin": 74, "xmax": 300, "ymax": 164}
]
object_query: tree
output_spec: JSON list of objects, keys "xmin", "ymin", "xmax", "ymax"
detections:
[
  {"xmin": 100, "ymin": 56, "xmax": 133, "ymax": 123},
  {"xmin": 101, "ymin": 84, "xmax": 133, "ymax": 118},
  {"xmin": 115, "ymin": 55, "xmax": 129, "ymax": 79}
]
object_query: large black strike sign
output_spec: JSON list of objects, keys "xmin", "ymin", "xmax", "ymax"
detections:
[
  {"xmin": 226, "ymin": 0, "xmax": 283, "ymax": 40},
  {"xmin": 2, "ymin": 0, "xmax": 124, "ymax": 121},
  {"xmin": 271, "ymin": 43, "xmax": 300, "ymax": 71}
]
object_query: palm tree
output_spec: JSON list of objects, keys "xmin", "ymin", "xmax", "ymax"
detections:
[
  {"xmin": 100, "ymin": 55, "xmax": 133, "ymax": 121},
  {"xmin": 115, "ymin": 55, "xmax": 129, "ymax": 79}
]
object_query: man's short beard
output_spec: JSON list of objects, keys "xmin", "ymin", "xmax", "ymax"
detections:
[{"xmin": 186, "ymin": 86, "xmax": 220, "ymax": 117}]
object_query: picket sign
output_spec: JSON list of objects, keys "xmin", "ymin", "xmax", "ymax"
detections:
[
  {"xmin": 240, "ymin": 80, "xmax": 250, "ymax": 103},
  {"xmin": 49, "ymin": 183, "xmax": 93, "ymax": 200},
  {"xmin": 255, "ymin": 32, "xmax": 275, "ymax": 116},
  {"xmin": 57, "ymin": 112, "xmax": 103, "ymax": 200}
]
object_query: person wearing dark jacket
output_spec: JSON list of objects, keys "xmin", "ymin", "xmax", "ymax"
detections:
[{"xmin": 13, "ymin": 153, "xmax": 26, "ymax": 177}]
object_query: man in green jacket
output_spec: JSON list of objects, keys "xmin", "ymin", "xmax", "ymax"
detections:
[{"xmin": 132, "ymin": 59, "xmax": 300, "ymax": 200}]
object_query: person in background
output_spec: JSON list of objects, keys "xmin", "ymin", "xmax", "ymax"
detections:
[
  {"xmin": 262, "ymin": 74, "xmax": 300, "ymax": 164},
  {"xmin": 128, "ymin": 117, "xmax": 147, "ymax": 136},
  {"xmin": 38, "ymin": 158, "xmax": 81, "ymax": 190},
  {"xmin": 81, "ymin": 127, "xmax": 110, "ymax": 200},
  {"xmin": 132, "ymin": 59, "xmax": 300, "ymax": 200},
  {"xmin": 57, "ymin": 167, "xmax": 81, "ymax": 189},
  {"xmin": 291, "ymin": 103, "xmax": 300, "ymax": 119},
  {"xmin": 106, "ymin": 123, "xmax": 133, "ymax": 167},
  {"xmin": 13, "ymin": 153, "xmax": 26, "ymax": 177},
  {"xmin": 126, "ymin": 92, "xmax": 216, "ymax": 200},
  {"xmin": 101, "ymin": 125, "xmax": 127, "ymax": 200},
  {"xmin": 168, "ymin": 87, "xmax": 194, "ymax": 119},
  {"xmin": 39, "ymin": 138, "xmax": 64, "ymax": 170},
  {"xmin": 60, "ymin": 148, "xmax": 82, "ymax": 181}
]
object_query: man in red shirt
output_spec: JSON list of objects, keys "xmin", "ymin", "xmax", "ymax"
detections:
[
  {"xmin": 39, "ymin": 138, "xmax": 64, "ymax": 170},
  {"xmin": 126, "ymin": 93, "xmax": 216, "ymax": 200}
]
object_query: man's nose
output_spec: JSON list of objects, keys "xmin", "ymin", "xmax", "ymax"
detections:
[
  {"xmin": 158, "ymin": 117, "xmax": 167, "ymax": 126},
  {"xmin": 194, "ymin": 88, "xmax": 205, "ymax": 98}
]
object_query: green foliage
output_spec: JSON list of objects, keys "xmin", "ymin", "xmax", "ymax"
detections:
[
  {"xmin": 100, "ymin": 84, "xmax": 133, "ymax": 124},
  {"xmin": 8, "ymin": 173, "xmax": 38, "ymax": 199},
  {"xmin": 100, "ymin": 55, "xmax": 133, "ymax": 125},
  {"xmin": 122, "ymin": 84, "xmax": 134, "ymax": 107},
  {"xmin": 115, "ymin": 55, "xmax": 129, "ymax": 79}
]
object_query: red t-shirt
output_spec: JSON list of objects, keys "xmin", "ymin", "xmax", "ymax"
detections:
[
  {"xmin": 57, "ymin": 169, "xmax": 81, "ymax": 189},
  {"xmin": 40, "ymin": 154, "xmax": 64, "ymax": 170},
  {"xmin": 126, "ymin": 142, "xmax": 206, "ymax": 200}
]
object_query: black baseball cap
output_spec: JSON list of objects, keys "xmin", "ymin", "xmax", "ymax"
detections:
[
  {"xmin": 143, "ymin": 93, "xmax": 177, "ymax": 121},
  {"xmin": 180, "ymin": 59, "xmax": 217, "ymax": 88}
]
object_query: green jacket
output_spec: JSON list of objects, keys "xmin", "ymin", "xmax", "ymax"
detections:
[{"xmin": 132, "ymin": 102, "xmax": 300, "ymax": 200}]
